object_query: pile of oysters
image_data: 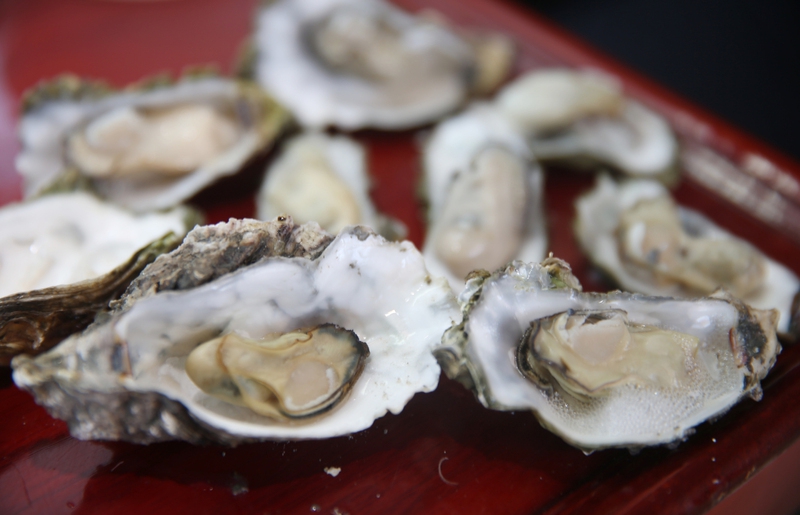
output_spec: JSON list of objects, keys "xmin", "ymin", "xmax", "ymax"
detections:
[{"xmin": 4, "ymin": 0, "xmax": 796, "ymax": 452}]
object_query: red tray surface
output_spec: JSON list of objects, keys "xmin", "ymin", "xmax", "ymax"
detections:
[{"xmin": 1, "ymin": 1, "xmax": 800, "ymax": 514}]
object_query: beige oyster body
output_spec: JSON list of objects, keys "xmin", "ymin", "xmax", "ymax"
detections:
[
  {"xmin": 436, "ymin": 258, "xmax": 780, "ymax": 450},
  {"xmin": 495, "ymin": 69, "xmax": 678, "ymax": 181},
  {"xmin": 257, "ymin": 132, "xmax": 403, "ymax": 239},
  {"xmin": 422, "ymin": 103, "xmax": 547, "ymax": 291},
  {"xmin": 12, "ymin": 218, "xmax": 459, "ymax": 443},
  {"xmin": 251, "ymin": 0, "xmax": 513, "ymax": 130},
  {"xmin": 17, "ymin": 74, "xmax": 287, "ymax": 212}
]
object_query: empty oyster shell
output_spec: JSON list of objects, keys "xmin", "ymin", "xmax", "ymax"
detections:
[
  {"xmin": 575, "ymin": 176, "xmax": 800, "ymax": 337},
  {"xmin": 422, "ymin": 103, "xmax": 547, "ymax": 290},
  {"xmin": 437, "ymin": 257, "xmax": 780, "ymax": 450},
  {"xmin": 250, "ymin": 0, "xmax": 513, "ymax": 130},
  {"xmin": 256, "ymin": 132, "xmax": 404, "ymax": 238},
  {"xmin": 17, "ymin": 73, "xmax": 288, "ymax": 211},
  {"xmin": 495, "ymin": 69, "xmax": 678, "ymax": 181},
  {"xmin": 12, "ymin": 218, "xmax": 459, "ymax": 443}
]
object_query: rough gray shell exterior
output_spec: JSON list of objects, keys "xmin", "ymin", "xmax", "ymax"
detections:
[{"xmin": 13, "ymin": 217, "xmax": 334, "ymax": 445}]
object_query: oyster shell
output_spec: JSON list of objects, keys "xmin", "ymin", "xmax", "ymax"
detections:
[
  {"xmin": 575, "ymin": 176, "xmax": 800, "ymax": 337},
  {"xmin": 0, "ymin": 233, "xmax": 181, "ymax": 366},
  {"xmin": 422, "ymin": 103, "xmax": 547, "ymax": 290},
  {"xmin": 437, "ymin": 258, "xmax": 780, "ymax": 450},
  {"xmin": 256, "ymin": 132, "xmax": 403, "ymax": 238},
  {"xmin": 495, "ymin": 69, "xmax": 678, "ymax": 181},
  {"xmin": 0, "ymin": 191, "xmax": 195, "ymax": 298},
  {"xmin": 251, "ymin": 0, "xmax": 513, "ymax": 130},
  {"xmin": 12, "ymin": 218, "xmax": 460, "ymax": 443},
  {"xmin": 17, "ymin": 73, "xmax": 288, "ymax": 211}
]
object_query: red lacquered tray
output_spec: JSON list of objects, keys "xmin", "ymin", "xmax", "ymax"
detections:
[{"xmin": 2, "ymin": 1, "xmax": 800, "ymax": 514}]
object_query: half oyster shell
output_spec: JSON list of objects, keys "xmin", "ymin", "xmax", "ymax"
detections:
[
  {"xmin": 13, "ymin": 218, "xmax": 460, "ymax": 444},
  {"xmin": 0, "ymin": 233, "xmax": 181, "ymax": 366},
  {"xmin": 0, "ymin": 191, "xmax": 195, "ymax": 298},
  {"xmin": 17, "ymin": 73, "xmax": 288, "ymax": 211},
  {"xmin": 256, "ymin": 132, "xmax": 404, "ymax": 238},
  {"xmin": 422, "ymin": 103, "xmax": 547, "ymax": 290},
  {"xmin": 575, "ymin": 176, "xmax": 800, "ymax": 338},
  {"xmin": 437, "ymin": 258, "xmax": 780, "ymax": 450},
  {"xmin": 250, "ymin": 0, "xmax": 513, "ymax": 130},
  {"xmin": 495, "ymin": 69, "xmax": 678, "ymax": 181}
]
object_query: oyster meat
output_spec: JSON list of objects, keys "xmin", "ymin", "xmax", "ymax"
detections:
[
  {"xmin": 437, "ymin": 258, "xmax": 780, "ymax": 450},
  {"xmin": 251, "ymin": 0, "xmax": 513, "ymax": 130},
  {"xmin": 13, "ymin": 218, "xmax": 460, "ymax": 443},
  {"xmin": 422, "ymin": 103, "xmax": 547, "ymax": 290},
  {"xmin": 17, "ymin": 74, "xmax": 288, "ymax": 211},
  {"xmin": 575, "ymin": 176, "xmax": 800, "ymax": 337},
  {"xmin": 257, "ymin": 132, "xmax": 403, "ymax": 238},
  {"xmin": 495, "ymin": 69, "xmax": 678, "ymax": 181}
]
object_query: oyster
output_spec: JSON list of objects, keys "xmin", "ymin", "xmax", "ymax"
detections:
[
  {"xmin": 495, "ymin": 69, "xmax": 678, "ymax": 181},
  {"xmin": 257, "ymin": 132, "xmax": 403, "ymax": 238},
  {"xmin": 575, "ymin": 176, "xmax": 800, "ymax": 337},
  {"xmin": 12, "ymin": 218, "xmax": 460, "ymax": 443},
  {"xmin": 250, "ymin": 0, "xmax": 514, "ymax": 130},
  {"xmin": 422, "ymin": 104, "xmax": 547, "ymax": 290},
  {"xmin": 17, "ymin": 73, "xmax": 288, "ymax": 211},
  {"xmin": 437, "ymin": 258, "xmax": 780, "ymax": 450},
  {"xmin": 0, "ymin": 233, "xmax": 181, "ymax": 366},
  {"xmin": 0, "ymin": 191, "xmax": 195, "ymax": 298}
]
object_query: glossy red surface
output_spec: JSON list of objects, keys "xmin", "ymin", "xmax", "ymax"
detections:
[{"xmin": 1, "ymin": 1, "xmax": 800, "ymax": 514}]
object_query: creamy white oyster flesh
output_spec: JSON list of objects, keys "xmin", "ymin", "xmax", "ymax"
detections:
[
  {"xmin": 575, "ymin": 176, "xmax": 800, "ymax": 336},
  {"xmin": 494, "ymin": 69, "xmax": 677, "ymax": 180},
  {"xmin": 253, "ymin": 0, "xmax": 508, "ymax": 130},
  {"xmin": 257, "ymin": 132, "xmax": 398, "ymax": 237},
  {"xmin": 66, "ymin": 104, "xmax": 241, "ymax": 178},
  {"xmin": 0, "ymin": 192, "xmax": 192, "ymax": 298},
  {"xmin": 422, "ymin": 104, "xmax": 547, "ymax": 290},
  {"xmin": 17, "ymin": 76, "xmax": 284, "ymax": 212},
  {"xmin": 437, "ymin": 259, "xmax": 780, "ymax": 450},
  {"xmin": 13, "ymin": 224, "xmax": 460, "ymax": 442}
]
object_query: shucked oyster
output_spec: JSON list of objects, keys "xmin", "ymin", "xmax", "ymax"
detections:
[
  {"xmin": 495, "ymin": 69, "xmax": 678, "ymax": 181},
  {"xmin": 257, "ymin": 132, "xmax": 403, "ymax": 238},
  {"xmin": 13, "ymin": 218, "xmax": 459, "ymax": 443},
  {"xmin": 575, "ymin": 176, "xmax": 800, "ymax": 338},
  {"xmin": 0, "ymin": 191, "xmax": 194, "ymax": 298},
  {"xmin": 0, "ymin": 233, "xmax": 181, "ymax": 366},
  {"xmin": 17, "ymin": 73, "xmax": 288, "ymax": 211},
  {"xmin": 251, "ymin": 0, "xmax": 513, "ymax": 130},
  {"xmin": 437, "ymin": 258, "xmax": 779, "ymax": 450},
  {"xmin": 422, "ymin": 104, "xmax": 547, "ymax": 290}
]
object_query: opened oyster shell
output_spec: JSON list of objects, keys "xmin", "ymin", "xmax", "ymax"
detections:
[
  {"xmin": 250, "ymin": 0, "xmax": 513, "ymax": 130},
  {"xmin": 575, "ymin": 176, "xmax": 800, "ymax": 338},
  {"xmin": 495, "ymin": 69, "xmax": 678, "ymax": 181},
  {"xmin": 422, "ymin": 103, "xmax": 547, "ymax": 290},
  {"xmin": 13, "ymin": 218, "xmax": 459, "ymax": 443},
  {"xmin": 257, "ymin": 132, "xmax": 403, "ymax": 238},
  {"xmin": 0, "ymin": 233, "xmax": 181, "ymax": 366},
  {"xmin": 437, "ymin": 258, "xmax": 780, "ymax": 450},
  {"xmin": 17, "ymin": 73, "xmax": 288, "ymax": 211},
  {"xmin": 0, "ymin": 191, "xmax": 195, "ymax": 298}
]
